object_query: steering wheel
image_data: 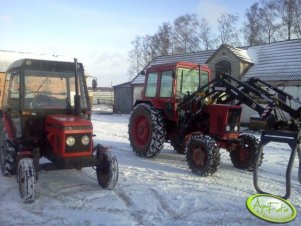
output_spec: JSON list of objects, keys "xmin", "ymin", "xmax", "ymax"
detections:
[{"xmin": 31, "ymin": 94, "xmax": 52, "ymax": 108}]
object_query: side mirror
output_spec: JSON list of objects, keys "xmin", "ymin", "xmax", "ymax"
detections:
[
  {"xmin": 140, "ymin": 70, "xmax": 145, "ymax": 75},
  {"xmin": 92, "ymin": 79, "xmax": 97, "ymax": 90}
]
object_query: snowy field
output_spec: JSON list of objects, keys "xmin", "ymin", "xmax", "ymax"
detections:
[{"xmin": 0, "ymin": 113, "xmax": 300, "ymax": 226}]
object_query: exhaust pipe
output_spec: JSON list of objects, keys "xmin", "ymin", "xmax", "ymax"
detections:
[{"xmin": 74, "ymin": 58, "xmax": 81, "ymax": 116}]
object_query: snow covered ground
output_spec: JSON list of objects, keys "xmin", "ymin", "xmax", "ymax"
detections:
[{"xmin": 0, "ymin": 113, "xmax": 300, "ymax": 226}]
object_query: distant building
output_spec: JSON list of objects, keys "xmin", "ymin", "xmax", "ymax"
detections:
[
  {"xmin": 117, "ymin": 39, "xmax": 301, "ymax": 121},
  {"xmin": 113, "ymin": 82, "xmax": 132, "ymax": 114}
]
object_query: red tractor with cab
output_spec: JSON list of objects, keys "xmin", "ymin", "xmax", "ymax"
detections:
[
  {"xmin": 129, "ymin": 62, "xmax": 262, "ymax": 176},
  {"xmin": 0, "ymin": 58, "xmax": 118, "ymax": 203}
]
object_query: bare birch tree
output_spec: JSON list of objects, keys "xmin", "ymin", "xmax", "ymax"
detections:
[{"xmin": 217, "ymin": 13, "xmax": 241, "ymax": 46}]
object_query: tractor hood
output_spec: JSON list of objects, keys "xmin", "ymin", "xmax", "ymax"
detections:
[
  {"xmin": 45, "ymin": 115, "xmax": 93, "ymax": 131},
  {"xmin": 45, "ymin": 114, "xmax": 93, "ymax": 158}
]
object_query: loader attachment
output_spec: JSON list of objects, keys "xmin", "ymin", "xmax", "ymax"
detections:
[{"xmin": 253, "ymin": 130, "xmax": 301, "ymax": 199}]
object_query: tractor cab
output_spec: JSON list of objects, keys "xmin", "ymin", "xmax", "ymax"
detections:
[
  {"xmin": 2, "ymin": 58, "xmax": 90, "ymax": 143},
  {"xmin": 141, "ymin": 62, "xmax": 210, "ymax": 121}
]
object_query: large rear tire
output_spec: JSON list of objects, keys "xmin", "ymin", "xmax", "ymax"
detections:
[
  {"xmin": 96, "ymin": 148, "xmax": 118, "ymax": 190},
  {"xmin": 0, "ymin": 126, "xmax": 17, "ymax": 176},
  {"xmin": 186, "ymin": 134, "xmax": 220, "ymax": 176},
  {"xmin": 128, "ymin": 103, "xmax": 166, "ymax": 158},
  {"xmin": 18, "ymin": 158, "xmax": 36, "ymax": 203},
  {"xmin": 229, "ymin": 134, "xmax": 263, "ymax": 171}
]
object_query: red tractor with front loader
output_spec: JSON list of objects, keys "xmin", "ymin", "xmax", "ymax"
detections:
[
  {"xmin": 0, "ymin": 58, "xmax": 118, "ymax": 203},
  {"xmin": 128, "ymin": 62, "xmax": 301, "ymax": 181}
]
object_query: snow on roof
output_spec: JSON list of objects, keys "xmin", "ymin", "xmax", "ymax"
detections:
[
  {"xmin": 243, "ymin": 39, "xmax": 301, "ymax": 81},
  {"xmin": 130, "ymin": 39, "xmax": 301, "ymax": 86},
  {"xmin": 0, "ymin": 50, "xmax": 73, "ymax": 72},
  {"xmin": 225, "ymin": 45, "xmax": 253, "ymax": 63},
  {"xmin": 150, "ymin": 50, "xmax": 215, "ymax": 66},
  {"xmin": 131, "ymin": 73, "xmax": 145, "ymax": 85}
]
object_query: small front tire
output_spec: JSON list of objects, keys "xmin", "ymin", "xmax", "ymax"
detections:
[
  {"xmin": 18, "ymin": 158, "xmax": 36, "ymax": 203},
  {"xmin": 186, "ymin": 134, "xmax": 220, "ymax": 176},
  {"xmin": 96, "ymin": 148, "xmax": 118, "ymax": 190},
  {"xmin": 229, "ymin": 134, "xmax": 263, "ymax": 171}
]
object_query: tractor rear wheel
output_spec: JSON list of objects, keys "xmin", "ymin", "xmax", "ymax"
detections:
[
  {"xmin": 96, "ymin": 148, "xmax": 118, "ymax": 189},
  {"xmin": 128, "ymin": 103, "xmax": 166, "ymax": 158},
  {"xmin": 18, "ymin": 158, "xmax": 36, "ymax": 203},
  {"xmin": 186, "ymin": 134, "xmax": 220, "ymax": 176},
  {"xmin": 0, "ymin": 127, "xmax": 17, "ymax": 176},
  {"xmin": 229, "ymin": 134, "xmax": 263, "ymax": 171}
]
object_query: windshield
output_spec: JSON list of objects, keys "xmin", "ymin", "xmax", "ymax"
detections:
[
  {"xmin": 176, "ymin": 67, "xmax": 209, "ymax": 98},
  {"xmin": 24, "ymin": 70, "xmax": 88, "ymax": 110}
]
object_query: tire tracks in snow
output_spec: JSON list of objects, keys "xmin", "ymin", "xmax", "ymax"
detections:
[
  {"xmin": 115, "ymin": 189, "xmax": 145, "ymax": 226},
  {"xmin": 149, "ymin": 187, "xmax": 182, "ymax": 220}
]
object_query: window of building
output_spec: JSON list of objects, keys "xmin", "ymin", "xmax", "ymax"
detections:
[{"xmin": 215, "ymin": 60, "xmax": 231, "ymax": 78}]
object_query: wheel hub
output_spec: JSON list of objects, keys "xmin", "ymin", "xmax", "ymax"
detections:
[
  {"xmin": 134, "ymin": 116, "xmax": 150, "ymax": 145},
  {"xmin": 192, "ymin": 145, "xmax": 205, "ymax": 166},
  {"xmin": 239, "ymin": 144, "xmax": 250, "ymax": 162}
]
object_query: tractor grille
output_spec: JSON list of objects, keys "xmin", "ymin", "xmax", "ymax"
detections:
[
  {"xmin": 228, "ymin": 109, "xmax": 241, "ymax": 124},
  {"xmin": 65, "ymin": 133, "xmax": 91, "ymax": 153}
]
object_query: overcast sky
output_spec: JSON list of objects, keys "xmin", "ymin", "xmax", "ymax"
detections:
[{"xmin": 0, "ymin": 0, "xmax": 257, "ymax": 86}]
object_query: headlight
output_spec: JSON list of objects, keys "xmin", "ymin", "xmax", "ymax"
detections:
[
  {"xmin": 81, "ymin": 135, "xmax": 90, "ymax": 145},
  {"xmin": 234, "ymin": 125, "xmax": 239, "ymax": 132},
  {"xmin": 225, "ymin": 125, "xmax": 230, "ymax": 132},
  {"xmin": 66, "ymin": 136, "xmax": 75, "ymax": 146}
]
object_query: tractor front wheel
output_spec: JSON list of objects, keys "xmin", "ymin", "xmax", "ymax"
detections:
[
  {"xmin": 96, "ymin": 147, "xmax": 118, "ymax": 189},
  {"xmin": 18, "ymin": 158, "xmax": 36, "ymax": 203},
  {"xmin": 229, "ymin": 134, "xmax": 263, "ymax": 171},
  {"xmin": 128, "ymin": 103, "xmax": 166, "ymax": 158},
  {"xmin": 186, "ymin": 134, "xmax": 220, "ymax": 176}
]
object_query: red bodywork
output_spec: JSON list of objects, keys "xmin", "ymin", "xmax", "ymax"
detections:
[
  {"xmin": 204, "ymin": 104, "xmax": 241, "ymax": 140},
  {"xmin": 45, "ymin": 115, "xmax": 93, "ymax": 158}
]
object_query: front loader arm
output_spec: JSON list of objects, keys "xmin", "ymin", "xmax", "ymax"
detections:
[
  {"xmin": 247, "ymin": 77, "xmax": 301, "ymax": 120},
  {"xmin": 179, "ymin": 74, "xmax": 275, "ymax": 122}
]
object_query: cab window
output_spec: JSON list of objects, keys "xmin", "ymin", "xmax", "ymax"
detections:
[
  {"xmin": 176, "ymin": 68, "xmax": 199, "ymax": 97},
  {"xmin": 160, "ymin": 71, "xmax": 173, "ymax": 97},
  {"xmin": 200, "ymin": 71, "xmax": 209, "ymax": 87},
  {"xmin": 145, "ymin": 72, "xmax": 158, "ymax": 97},
  {"xmin": 2, "ymin": 71, "xmax": 20, "ymax": 109}
]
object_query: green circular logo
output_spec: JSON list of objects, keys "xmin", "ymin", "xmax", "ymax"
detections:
[{"xmin": 246, "ymin": 194, "xmax": 297, "ymax": 223}]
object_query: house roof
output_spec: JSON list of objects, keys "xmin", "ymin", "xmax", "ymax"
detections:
[
  {"xmin": 151, "ymin": 50, "xmax": 215, "ymax": 66},
  {"xmin": 113, "ymin": 81, "xmax": 131, "ymax": 88},
  {"xmin": 130, "ymin": 74, "xmax": 145, "ymax": 85},
  {"xmin": 243, "ymin": 39, "xmax": 301, "ymax": 81},
  {"xmin": 224, "ymin": 45, "xmax": 252, "ymax": 63},
  {"xmin": 205, "ymin": 44, "xmax": 252, "ymax": 64},
  {"xmin": 0, "ymin": 60, "xmax": 11, "ymax": 72},
  {"xmin": 131, "ymin": 39, "xmax": 301, "ymax": 85}
]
